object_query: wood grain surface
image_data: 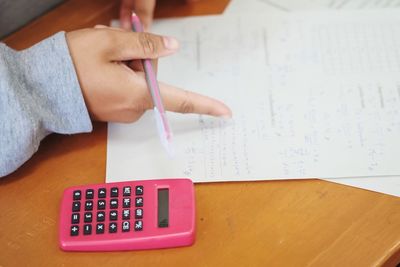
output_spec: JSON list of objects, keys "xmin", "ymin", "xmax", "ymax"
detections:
[{"xmin": 1, "ymin": 0, "xmax": 399, "ymax": 266}]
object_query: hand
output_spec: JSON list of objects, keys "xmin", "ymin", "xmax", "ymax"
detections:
[
  {"xmin": 120, "ymin": 0, "xmax": 156, "ymax": 31},
  {"xmin": 119, "ymin": 0, "xmax": 201, "ymax": 31},
  {"xmin": 66, "ymin": 26, "xmax": 231, "ymax": 123}
]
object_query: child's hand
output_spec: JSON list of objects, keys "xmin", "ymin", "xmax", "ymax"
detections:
[{"xmin": 66, "ymin": 26, "xmax": 231, "ymax": 123}]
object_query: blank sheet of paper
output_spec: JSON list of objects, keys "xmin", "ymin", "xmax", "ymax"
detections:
[{"xmin": 107, "ymin": 11, "xmax": 400, "ymax": 186}]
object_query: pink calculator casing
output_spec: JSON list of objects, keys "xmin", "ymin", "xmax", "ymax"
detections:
[{"xmin": 59, "ymin": 178, "xmax": 195, "ymax": 251}]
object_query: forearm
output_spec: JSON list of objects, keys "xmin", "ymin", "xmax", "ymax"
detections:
[{"xmin": 0, "ymin": 32, "xmax": 92, "ymax": 177}]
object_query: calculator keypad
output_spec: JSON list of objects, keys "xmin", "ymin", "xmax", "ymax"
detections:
[
  {"xmin": 69, "ymin": 185, "xmax": 144, "ymax": 236},
  {"xmin": 61, "ymin": 179, "xmax": 196, "ymax": 252}
]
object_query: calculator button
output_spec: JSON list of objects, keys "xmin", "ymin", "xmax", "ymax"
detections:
[
  {"xmin": 97, "ymin": 211, "xmax": 105, "ymax": 222},
  {"xmin": 109, "ymin": 223, "xmax": 118, "ymax": 233},
  {"xmin": 85, "ymin": 200, "xmax": 93, "ymax": 211},
  {"xmin": 123, "ymin": 186, "xmax": 131, "ymax": 196},
  {"xmin": 134, "ymin": 221, "xmax": 143, "ymax": 231},
  {"xmin": 135, "ymin": 208, "xmax": 143, "ymax": 219},
  {"xmin": 73, "ymin": 190, "xmax": 82, "ymax": 200},
  {"xmin": 135, "ymin": 186, "xmax": 144, "ymax": 196},
  {"xmin": 123, "ymin": 198, "xmax": 131, "ymax": 208},
  {"xmin": 109, "ymin": 210, "xmax": 118, "ymax": 221},
  {"xmin": 72, "ymin": 201, "xmax": 80, "ymax": 212},
  {"xmin": 97, "ymin": 200, "xmax": 106, "ymax": 210},
  {"xmin": 70, "ymin": 225, "xmax": 79, "ymax": 236},
  {"xmin": 122, "ymin": 209, "xmax": 130, "ymax": 220},
  {"xmin": 135, "ymin": 197, "xmax": 143, "ymax": 207},
  {"xmin": 98, "ymin": 188, "xmax": 106, "ymax": 198},
  {"xmin": 122, "ymin": 221, "xmax": 130, "ymax": 232},
  {"xmin": 84, "ymin": 224, "xmax": 92, "ymax": 235},
  {"xmin": 84, "ymin": 212, "xmax": 93, "ymax": 223},
  {"xmin": 96, "ymin": 223, "xmax": 105, "ymax": 234},
  {"xmin": 110, "ymin": 187, "xmax": 118, "ymax": 197},
  {"xmin": 85, "ymin": 189, "xmax": 94, "ymax": 199},
  {"xmin": 110, "ymin": 199, "xmax": 118, "ymax": 209},
  {"xmin": 71, "ymin": 213, "xmax": 80, "ymax": 224}
]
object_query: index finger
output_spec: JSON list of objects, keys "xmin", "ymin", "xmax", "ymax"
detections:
[{"xmin": 159, "ymin": 82, "xmax": 232, "ymax": 118}]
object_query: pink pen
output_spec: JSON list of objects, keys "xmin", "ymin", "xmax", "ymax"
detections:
[{"xmin": 131, "ymin": 13, "xmax": 174, "ymax": 156}]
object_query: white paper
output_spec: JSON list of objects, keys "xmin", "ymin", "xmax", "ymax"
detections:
[
  {"xmin": 227, "ymin": 0, "xmax": 400, "ymax": 12},
  {"xmin": 107, "ymin": 11, "xmax": 400, "ymax": 194},
  {"xmin": 223, "ymin": 1, "xmax": 400, "ymax": 197},
  {"xmin": 224, "ymin": 0, "xmax": 285, "ymax": 14},
  {"xmin": 269, "ymin": 0, "xmax": 400, "ymax": 10},
  {"xmin": 222, "ymin": 3, "xmax": 400, "ymax": 200},
  {"xmin": 327, "ymin": 176, "xmax": 400, "ymax": 196}
]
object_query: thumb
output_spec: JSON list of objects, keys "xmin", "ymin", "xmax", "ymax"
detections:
[
  {"xmin": 120, "ymin": 9, "xmax": 132, "ymax": 30},
  {"xmin": 107, "ymin": 30, "xmax": 180, "ymax": 61},
  {"xmin": 119, "ymin": 0, "xmax": 134, "ymax": 30}
]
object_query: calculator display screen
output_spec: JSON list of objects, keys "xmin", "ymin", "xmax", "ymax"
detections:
[{"xmin": 157, "ymin": 189, "xmax": 169, "ymax": 228}]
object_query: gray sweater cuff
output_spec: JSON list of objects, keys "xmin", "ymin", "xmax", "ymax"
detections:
[
  {"xmin": 18, "ymin": 31, "xmax": 92, "ymax": 134},
  {"xmin": 0, "ymin": 32, "xmax": 92, "ymax": 176}
]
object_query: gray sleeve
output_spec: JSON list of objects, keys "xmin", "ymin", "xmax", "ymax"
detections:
[{"xmin": 0, "ymin": 32, "xmax": 93, "ymax": 177}]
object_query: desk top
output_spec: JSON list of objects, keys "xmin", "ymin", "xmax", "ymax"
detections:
[{"xmin": 1, "ymin": 0, "xmax": 400, "ymax": 266}]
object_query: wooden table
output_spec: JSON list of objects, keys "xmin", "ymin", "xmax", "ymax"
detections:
[{"xmin": 1, "ymin": 0, "xmax": 400, "ymax": 266}]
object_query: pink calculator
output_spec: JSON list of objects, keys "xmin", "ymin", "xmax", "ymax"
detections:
[{"xmin": 59, "ymin": 178, "xmax": 195, "ymax": 251}]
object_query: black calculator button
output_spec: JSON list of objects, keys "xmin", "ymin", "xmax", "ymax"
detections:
[
  {"xmin": 96, "ymin": 223, "xmax": 105, "ymax": 234},
  {"xmin": 85, "ymin": 189, "xmax": 94, "ymax": 199},
  {"xmin": 110, "ymin": 199, "xmax": 118, "ymax": 209},
  {"xmin": 134, "ymin": 221, "xmax": 143, "ymax": 231},
  {"xmin": 70, "ymin": 225, "xmax": 79, "ymax": 236},
  {"xmin": 135, "ymin": 186, "xmax": 144, "ymax": 196},
  {"xmin": 71, "ymin": 213, "xmax": 80, "ymax": 224},
  {"xmin": 85, "ymin": 200, "xmax": 93, "ymax": 211},
  {"xmin": 73, "ymin": 190, "xmax": 82, "ymax": 200},
  {"xmin": 123, "ymin": 198, "xmax": 131, "ymax": 208},
  {"xmin": 97, "ymin": 211, "xmax": 105, "ymax": 222},
  {"xmin": 122, "ymin": 209, "xmax": 130, "ymax": 220},
  {"xmin": 135, "ymin": 197, "xmax": 143, "ymax": 207},
  {"xmin": 122, "ymin": 221, "xmax": 130, "ymax": 232},
  {"xmin": 98, "ymin": 188, "xmax": 106, "ymax": 198},
  {"xmin": 135, "ymin": 208, "xmax": 143, "ymax": 219},
  {"xmin": 110, "ymin": 187, "xmax": 118, "ymax": 197},
  {"xmin": 84, "ymin": 212, "xmax": 93, "ymax": 223},
  {"xmin": 84, "ymin": 224, "xmax": 92, "ymax": 235},
  {"xmin": 109, "ymin": 210, "xmax": 118, "ymax": 221},
  {"xmin": 72, "ymin": 201, "xmax": 80, "ymax": 212},
  {"xmin": 97, "ymin": 200, "xmax": 106, "ymax": 210},
  {"xmin": 123, "ymin": 186, "xmax": 131, "ymax": 196},
  {"xmin": 109, "ymin": 223, "xmax": 118, "ymax": 233}
]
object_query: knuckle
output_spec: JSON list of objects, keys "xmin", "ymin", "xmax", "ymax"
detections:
[
  {"xmin": 125, "ymin": 93, "xmax": 152, "ymax": 118},
  {"xmin": 95, "ymin": 30, "xmax": 118, "ymax": 58},
  {"xmin": 123, "ymin": 103, "xmax": 145, "ymax": 122},
  {"xmin": 95, "ymin": 29, "xmax": 117, "ymax": 49},
  {"xmin": 138, "ymin": 33, "xmax": 159, "ymax": 57},
  {"xmin": 100, "ymin": 30, "xmax": 115, "ymax": 43},
  {"xmin": 179, "ymin": 91, "xmax": 195, "ymax": 114},
  {"xmin": 128, "ymin": 101, "xmax": 146, "ymax": 114}
]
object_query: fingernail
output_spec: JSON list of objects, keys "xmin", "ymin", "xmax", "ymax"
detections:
[{"xmin": 163, "ymin": 36, "xmax": 179, "ymax": 50}]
